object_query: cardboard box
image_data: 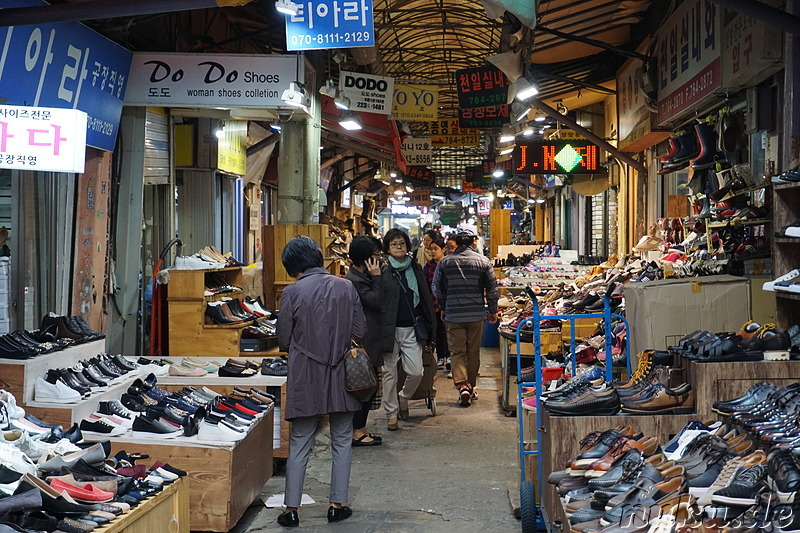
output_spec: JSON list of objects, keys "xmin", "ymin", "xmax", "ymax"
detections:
[{"xmin": 623, "ymin": 275, "xmax": 751, "ymax": 355}]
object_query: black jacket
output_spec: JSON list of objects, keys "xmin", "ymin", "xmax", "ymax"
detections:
[
  {"xmin": 379, "ymin": 261, "xmax": 436, "ymax": 353},
  {"xmin": 344, "ymin": 267, "xmax": 385, "ymax": 367}
]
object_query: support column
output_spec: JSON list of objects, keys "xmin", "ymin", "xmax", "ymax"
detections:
[
  {"xmin": 107, "ymin": 107, "xmax": 146, "ymax": 356},
  {"xmin": 784, "ymin": 0, "xmax": 800, "ymax": 168},
  {"xmin": 276, "ymin": 120, "xmax": 306, "ymax": 225},
  {"xmin": 303, "ymin": 100, "xmax": 321, "ymax": 223}
]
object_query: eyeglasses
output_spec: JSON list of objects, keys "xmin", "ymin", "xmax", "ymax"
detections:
[{"xmin": 389, "ymin": 241, "xmax": 406, "ymax": 249}]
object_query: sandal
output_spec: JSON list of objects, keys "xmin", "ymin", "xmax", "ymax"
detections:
[{"xmin": 351, "ymin": 435, "xmax": 381, "ymax": 447}]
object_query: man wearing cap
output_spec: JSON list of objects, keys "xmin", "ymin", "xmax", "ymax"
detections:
[{"xmin": 431, "ymin": 228, "xmax": 499, "ymax": 407}]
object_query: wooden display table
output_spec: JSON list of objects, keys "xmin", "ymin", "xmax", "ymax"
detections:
[
  {"xmin": 107, "ymin": 407, "xmax": 274, "ymax": 532},
  {"xmin": 98, "ymin": 476, "xmax": 189, "ymax": 533}
]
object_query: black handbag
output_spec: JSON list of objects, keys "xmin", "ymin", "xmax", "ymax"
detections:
[
  {"xmin": 343, "ymin": 340, "xmax": 378, "ymax": 402},
  {"xmin": 392, "ymin": 268, "xmax": 431, "ymax": 342}
]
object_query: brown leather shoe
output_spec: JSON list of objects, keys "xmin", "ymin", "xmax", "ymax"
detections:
[{"xmin": 621, "ymin": 376, "xmax": 694, "ymax": 414}]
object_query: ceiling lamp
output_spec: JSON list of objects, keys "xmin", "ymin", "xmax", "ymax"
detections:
[
  {"xmin": 339, "ymin": 112, "xmax": 362, "ymax": 131},
  {"xmin": 522, "ymin": 126, "xmax": 534, "ymax": 136},
  {"xmin": 512, "ymin": 102, "xmax": 531, "ymax": 123},
  {"xmin": 492, "ymin": 168, "xmax": 505, "ymax": 178},
  {"xmin": 499, "ymin": 147, "xmax": 514, "ymax": 155},
  {"xmin": 319, "ymin": 79, "xmax": 338, "ymax": 98},
  {"xmin": 334, "ymin": 95, "xmax": 351, "ymax": 110},
  {"xmin": 514, "ymin": 74, "xmax": 539, "ymax": 101},
  {"xmin": 499, "ymin": 125, "xmax": 515, "ymax": 143},
  {"xmin": 270, "ymin": 123, "xmax": 282, "ymax": 131},
  {"xmin": 275, "ymin": 0, "xmax": 299, "ymax": 16},
  {"xmin": 534, "ymin": 116, "xmax": 546, "ymax": 122},
  {"xmin": 281, "ymin": 82, "xmax": 309, "ymax": 109}
]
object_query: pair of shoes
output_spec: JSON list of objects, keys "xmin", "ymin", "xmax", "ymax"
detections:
[
  {"xmin": 398, "ymin": 397, "xmax": 409, "ymax": 421},
  {"xmin": 459, "ymin": 386, "xmax": 472, "ymax": 407},
  {"xmin": 387, "ymin": 417, "xmax": 398, "ymax": 431},
  {"xmin": 328, "ymin": 506, "xmax": 353, "ymax": 522},
  {"xmin": 277, "ymin": 509, "xmax": 299, "ymax": 527},
  {"xmin": 352, "ymin": 435, "xmax": 382, "ymax": 447}
]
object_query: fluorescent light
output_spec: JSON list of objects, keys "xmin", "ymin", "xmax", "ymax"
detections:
[
  {"xmin": 499, "ymin": 134, "xmax": 515, "ymax": 143},
  {"xmin": 492, "ymin": 168, "xmax": 505, "ymax": 178},
  {"xmin": 523, "ymin": 127, "xmax": 534, "ymax": 136},
  {"xmin": 515, "ymin": 77, "xmax": 539, "ymax": 101},
  {"xmin": 334, "ymin": 95, "xmax": 351, "ymax": 110},
  {"xmin": 275, "ymin": 0, "xmax": 299, "ymax": 16},
  {"xmin": 281, "ymin": 82, "xmax": 309, "ymax": 109},
  {"xmin": 539, "ymin": 129, "xmax": 545, "ymax": 134},
  {"xmin": 512, "ymin": 102, "xmax": 530, "ymax": 122},
  {"xmin": 534, "ymin": 116, "xmax": 546, "ymax": 122},
  {"xmin": 270, "ymin": 123, "xmax": 282, "ymax": 131},
  {"xmin": 339, "ymin": 112, "xmax": 362, "ymax": 131},
  {"xmin": 499, "ymin": 147, "xmax": 514, "ymax": 155},
  {"xmin": 390, "ymin": 171, "xmax": 398, "ymax": 178},
  {"xmin": 536, "ymin": 198, "xmax": 545, "ymax": 203},
  {"xmin": 527, "ymin": 198, "xmax": 536, "ymax": 204}
]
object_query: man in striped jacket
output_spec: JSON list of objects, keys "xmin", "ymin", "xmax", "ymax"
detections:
[{"xmin": 432, "ymin": 228, "xmax": 499, "ymax": 407}]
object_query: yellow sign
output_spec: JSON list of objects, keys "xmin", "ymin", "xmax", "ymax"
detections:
[
  {"xmin": 544, "ymin": 129, "xmax": 586, "ymax": 140},
  {"xmin": 429, "ymin": 118, "xmax": 480, "ymax": 146},
  {"xmin": 392, "ymin": 84, "xmax": 439, "ymax": 121},
  {"xmin": 217, "ymin": 120, "xmax": 247, "ymax": 176}
]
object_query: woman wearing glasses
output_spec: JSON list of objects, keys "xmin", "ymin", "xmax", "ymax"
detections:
[{"xmin": 380, "ymin": 228, "xmax": 436, "ymax": 431}]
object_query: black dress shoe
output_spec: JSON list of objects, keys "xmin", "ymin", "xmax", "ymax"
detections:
[
  {"xmin": 327, "ymin": 506, "xmax": 353, "ymax": 523},
  {"xmin": 277, "ymin": 509, "xmax": 299, "ymax": 527}
]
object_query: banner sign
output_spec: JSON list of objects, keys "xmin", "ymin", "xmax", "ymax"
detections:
[
  {"xmin": 462, "ymin": 164, "xmax": 488, "ymax": 192},
  {"xmin": 408, "ymin": 188, "xmax": 431, "ymax": 206},
  {"xmin": 458, "ymin": 105, "xmax": 510, "ymax": 128},
  {"xmin": 285, "ymin": 0, "xmax": 374, "ymax": 50},
  {"xmin": 339, "ymin": 71, "xmax": 394, "ymax": 115},
  {"xmin": 126, "ymin": 53, "xmax": 300, "ymax": 109},
  {"xmin": 0, "ymin": 0, "xmax": 132, "ymax": 152},
  {"xmin": 429, "ymin": 118, "xmax": 480, "ymax": 146},
  {"xmin": 656, "ymin": 0, "xmax": 722, "ymax": 125},
  {"xmin": 405, "ymin": 166, "xmax": 435, "ymax": 187},
  {"xmin": 455, "ymin": 65, "xmax": 510, "ymax": 109},
  {"xmin": 0, "ymin": 106, "xmax": 87, "ymax": 173},
  {"xmin": 513, "ymin": 141, "xmax": 601, "ymax": 175},
  {"xmin": 617, "ymin": 57, "xmax": 650, "ymax": 148},
  {"xmin": 477, "ymin": 199, "xmax": 491, "ymax": 216},
  {"xmin": 392, "ymin": 84, "xmax": 438, "ymax": 120},
  {"xmin": 401, "ymin": 137, "xmax": 431, "ymax": 166},
  {"xmin": 217, "ymin": 120, "xmax": 247, "ymax": 176},
  {"xmin": 721, "ymin": 13, "xmax": 783, "ymax": 90}
]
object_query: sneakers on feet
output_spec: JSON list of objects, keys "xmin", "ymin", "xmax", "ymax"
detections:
[{"xmin": 459, "ymin": 387, "xmax": 472, "ymax": 407}]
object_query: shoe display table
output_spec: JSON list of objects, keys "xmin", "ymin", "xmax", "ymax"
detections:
[
  {"xmin": 538, "ymin": 410, "xmax": 696, "ymax": 528},
  {"xmin": 107, "ymin": 406, "xmax": 274, "ymax": 532},
  {"xmin": 101, "ymin": 476, "xmax": 190, "ymax": 533},
  {"xmin": 682, "ymin": 357, "xmax": 800, "ymax": 419}
]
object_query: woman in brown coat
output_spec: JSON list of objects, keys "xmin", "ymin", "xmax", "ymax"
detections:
[{"xmin": 276, "ymin": 236, "xmax": 366, "ymax": 528}]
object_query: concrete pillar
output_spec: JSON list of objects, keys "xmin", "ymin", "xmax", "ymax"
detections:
[{"xmin": 276, "ymin": 120, "xmax": 306, "ymax": 225}]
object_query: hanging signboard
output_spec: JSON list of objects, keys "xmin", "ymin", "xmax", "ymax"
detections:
[
  {"xmin": 285, "ymin": 0, "xmax": 375, "ymax": 51},
  {"xmin": 0, "ymin": 106, "xmax": 87, "ymax": 173},
  {"xmin": 339, "ymin": 71, "xmax": 394, "ymax": 115},
  {"xmin": 217, "ymin": 120, "xmax": 247, "ymax": 176},
  {"xmin": 0, "ymin": 0, "xmax": 132, "ymax": 152},
  {"xmin": 392, "ymin": 84, "xmax": 439, "ymax": 120},
  {"xmin": 401, "ymin": 137, "xmax": 431, "ymax": 166},
  {"xmin": 408, "ymin": 188, "xmax": 431, "ymax": 206},
  {"xmin": 720, "ymin": 13, "xmax": 783, "ymax": 91},
  {"xmin": 655, "ymin": 0, "xmax": 722, "ymax": 125},
  {"xmin": 126, "ymin": 53, "xmax": 300, "ymax": 108},
  {"xmin": 513, "ymin": 141, "xmax": 601, "ymax": 175},
  {"xmin": 405, "ymin": 166, "xmax": 435, "ymax": 187},
  {"xmin": 429, "ymin": 118, "xmax": 480, "ymax": 146},
  {"xmin": 455, "ymin": 65, "xmax": 510, "ymax": 109},
  {"xmin": 462, "ymin": 164, "xmax": 487, "ymax": 193},
  {"xmin": 477, "ymin": 200, "xmax": 491, "ymax": 216},
  {"xmin": 458, "ymin": 105, "xmax": 510, "ymax": 129}
]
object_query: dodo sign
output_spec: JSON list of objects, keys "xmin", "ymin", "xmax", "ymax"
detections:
[
  {"xmin": 339, "ymin": 71, "xmax": 394, "ymax": 115},
  {"xmin": 125, "ymin": 52, "xmax": 300, "ymax": 108}
]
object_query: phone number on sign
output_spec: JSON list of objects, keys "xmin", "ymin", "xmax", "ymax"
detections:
[{"xmin": 289, "ymin": 31, "xmax": 371, "ymax": 47}]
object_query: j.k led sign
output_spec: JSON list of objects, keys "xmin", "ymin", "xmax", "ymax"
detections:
[{"xmin": 512, "ymin": 141, "xmax": 600, "ymax": 174}]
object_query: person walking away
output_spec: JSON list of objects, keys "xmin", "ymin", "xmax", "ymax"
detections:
[
  {"xmin": 276, "ymin": 236, "xmax": 366, "ymax": 527},
  {"xmin": 432, "ymin": 228, "xmax": 499, "ymax": 407},
  {"xmin": 380, "ymin": 228, "xmax": 436, "ymax": 431},
  {"xmin": 344, "ymin": 236, "xmax": 385, "ymax": 447},
  {"xmin": 422, "ymin": 234, "xmax": 450, "ymax": 369}
]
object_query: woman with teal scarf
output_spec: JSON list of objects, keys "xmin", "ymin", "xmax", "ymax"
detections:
[{"xmin": 379, "ymin": 228, "xmax": 436, "ymax": 431}]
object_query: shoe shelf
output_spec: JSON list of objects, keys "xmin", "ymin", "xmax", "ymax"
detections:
[
  {"xmin": 0, "ymin": 339, "xmax": 105, "ymax": 405},
  {"xmin": 774, "ymin": 180, "xmax": 800, "ymax": 190},
  {"xmin": 772, "ymin": 175, "xmax": 800, "ymax": 329},
  {"xmin": 775, "ymin": 237, "xmax": 800, "ymax": 244},
  {"xmin": 205, "ymin": 289, "xmax": 243, "ymax": 302},
  {"xmin": 166, "ymin": 268, "xmax": 245, "ymax": 358},
  {"xmin": 716, "ymin": 180, "xmax": 770, "ymax": 203},
  {"xmin": 705, "ymin": 218, "xmax": 772, "ymax": 229},
  {"xmin": 99, "ymin": 476, "xmax": 189, "ymax": 533},
  {"xmin": 106, "ymin": 408, "xmax": 273, "ymax": 532}
]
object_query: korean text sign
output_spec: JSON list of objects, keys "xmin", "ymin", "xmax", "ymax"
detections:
[
  {"xmin": 125, "ymin": 53, "xmax": 300, "ymax": 108},
  {"xmin": 392, "ymin": 84, "xmax": 438, "ymax": 120},
  {"xmin": 0, "ymin": 0, "xmax": 132, "ymax": 152},
  {"xmin": 513, "ymin": 141, "xmax": 601, "ymax": 175},
  {"xmin": 339, "ymin": 71, "xmax": 394, "ymax": 115},
  {"xmin": 0, "ymin": 105, "xmax": 87, "ymax": 173},
  {"xmin": 655, "ymin": 0, "xmax": 721, "ymax": 124},
  {"xmin": 285, "ymin": 0, "xmax": 375, "ymax": 51},
  {"xmin": 428, "ymin": 118, "xmax": 480, "ymax": 146},
  {"xmin": 455, "ymin": 65, "xmax": 510, "ymax": 108},
  {"xmin": 401, "ymin": 137, "xmax": 431, "ymax": 166}
]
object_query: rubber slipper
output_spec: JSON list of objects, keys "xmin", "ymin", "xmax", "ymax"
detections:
[{"xmin": 352, "ymin": 435, "xmax": 381, "ymax": 447}]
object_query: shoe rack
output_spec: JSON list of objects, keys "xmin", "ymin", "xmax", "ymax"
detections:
[
  {"xmin": 262, "ymin": 224, "xmax": 337, "ymax": 308},
  {"xmin": 772, "ymin": 180, "xmax": 800, "ymax": 329},
  {"xmin": 99, "ymin": 476, "xmax": 189, "ymax": 533},
  {"xmin": 166, "ymin": 267, "xmax": 245, "ymax": 357}
]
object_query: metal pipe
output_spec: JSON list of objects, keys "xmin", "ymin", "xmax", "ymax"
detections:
[
  {"xmin": 0, "ymin": 0, "xmax": 250, "ymax": 27},
  {"xmin": 706, "ymin": 0, "xmax": 800, "ymax": 35},
  {"xmin": 536, "ymin": 25, "xmax": 652, "ymax": 62},
  {"xmin": 530, "ymin": 97, "xmax": 647, "ymax": 174},
  {"xmin": 535, "ymin": 72, "xmax": 616, "ymax": 95}
]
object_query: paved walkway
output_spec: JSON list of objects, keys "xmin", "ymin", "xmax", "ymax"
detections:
[{"xmin": 231, "ymin": 347, "xmax": 524, "ymax": 532}]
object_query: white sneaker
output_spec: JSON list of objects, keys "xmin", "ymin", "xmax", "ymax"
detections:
[
  {"xmin": 175, "ymin": 255, "xmax": 224, "ymax": 270},
  {"xmin": 0, "ymin": 391, "xmax": 24, "ymax": 420},
  {"xmin": 154, "ymin": 467, "xmax": 179, "ymax": 480},
  {"xmin": 0, "ymin": 442, "xmax": 37, "ymax": 474},
  {"xmin": 136, "ymin": 363, "xmax": 170, "ymax": 377},
  {"xmin": 2, "ymin": 430, "xmax": 50, "ymax": 461},
  {"xmin": 763, "ymin": 269, "xmax": 800, "ymax": 292},
  {"xmin": 40, "ymin": 438, "xmax": 81, "ymax": 455},
  {"xmin": 198, "ymin": 419, "xmax": 246, "ymax": 442},
  {"xmin": 34, "ymin": 378, "xmax": 81, "ymax": 404}
]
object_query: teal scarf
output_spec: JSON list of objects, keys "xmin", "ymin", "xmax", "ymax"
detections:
[{"xmin": 388, "ymin": 256, "xmax": 420, "ymax": 307}]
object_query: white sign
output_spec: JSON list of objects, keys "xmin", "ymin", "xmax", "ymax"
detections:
[
  {"xmin": 339, "ymin": 71, "xmax": 394, "ymax": 115},
  {"xmin": 0, "ymin": 106, "xmax": 87, "ymax": 173},
  {"xmin": 401, "ymin": 137, "xmax": 432, "ymax": 166},
  {"xmin": 125, "ymin": 53, "xmax": 302, "ymax": 108}
]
